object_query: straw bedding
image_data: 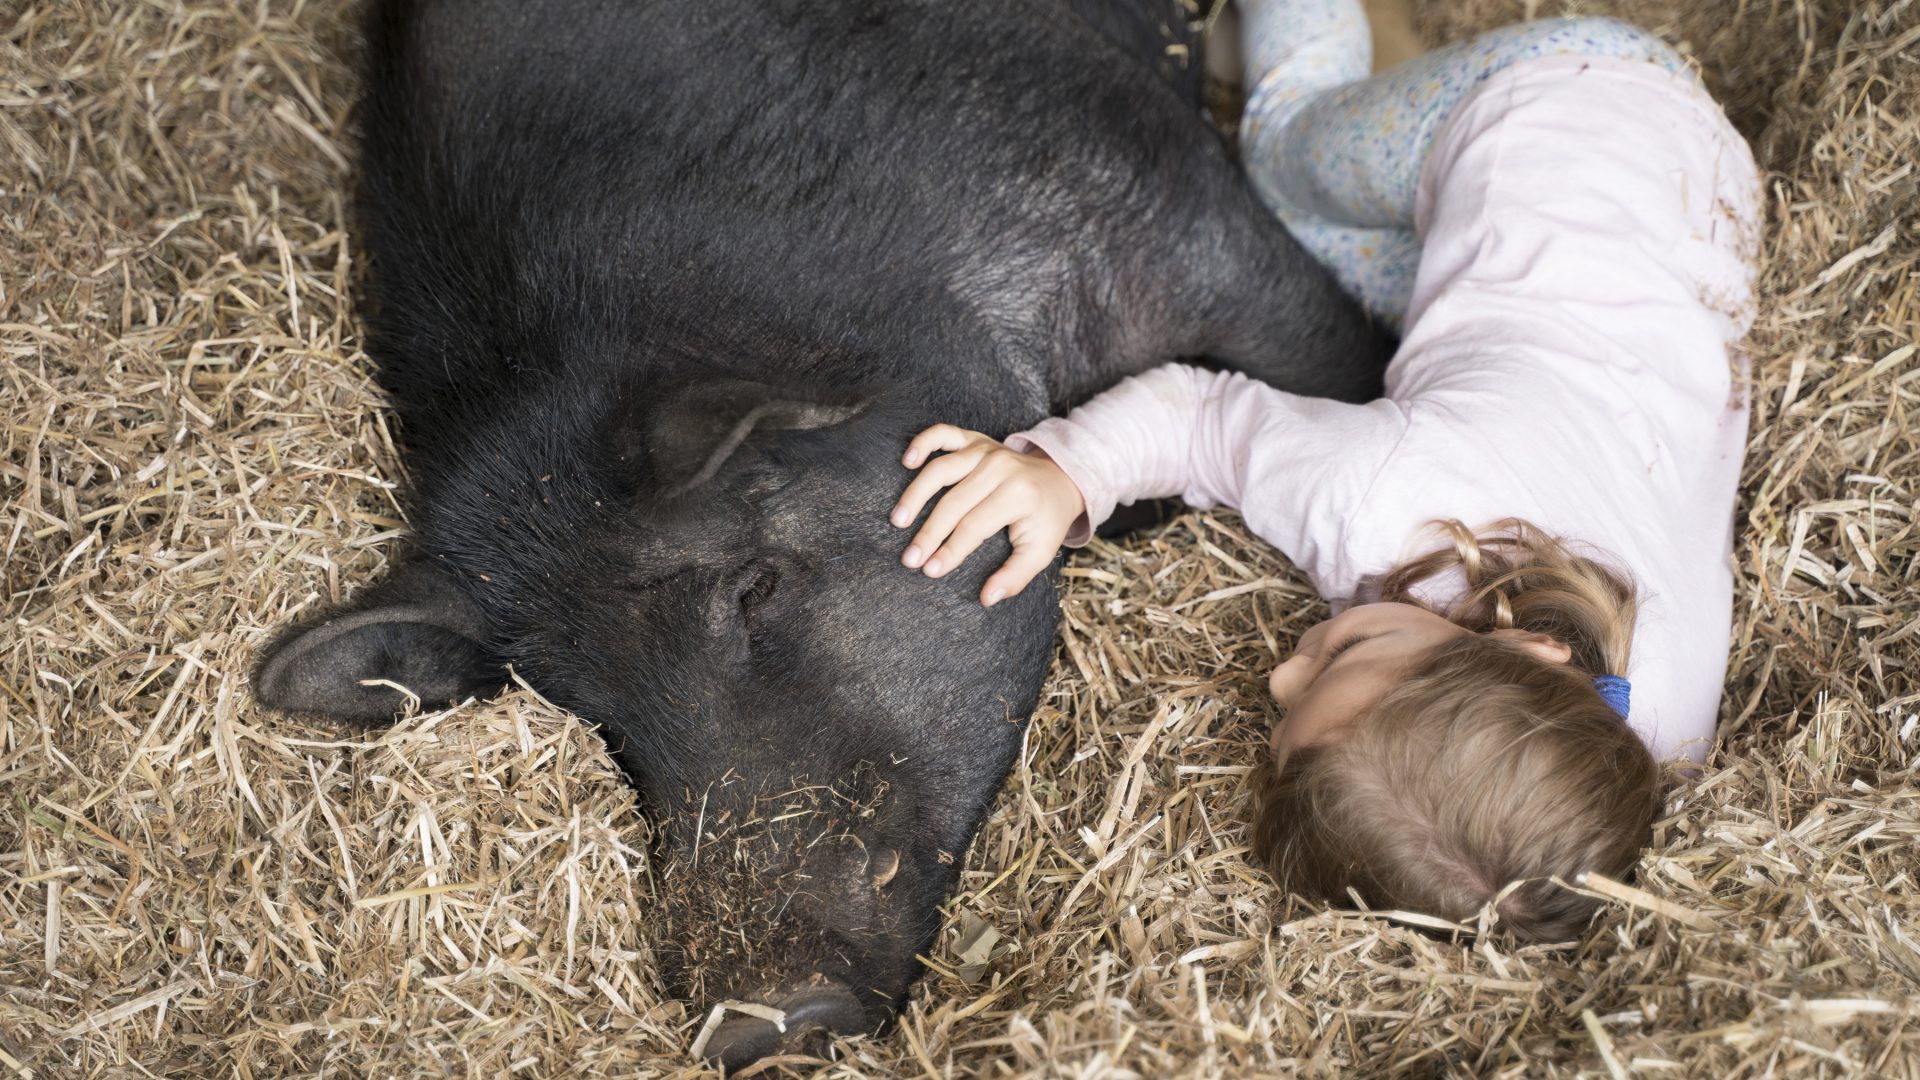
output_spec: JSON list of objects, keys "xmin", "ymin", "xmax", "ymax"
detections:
[{"xmin": 2, "ymin": 0, "xmax": 1915, "ymax": 1075}]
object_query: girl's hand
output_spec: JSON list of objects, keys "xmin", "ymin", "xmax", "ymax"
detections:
[{"xmin": 890, "ymin": 424, "xmax": 1085, "ymax": 606}]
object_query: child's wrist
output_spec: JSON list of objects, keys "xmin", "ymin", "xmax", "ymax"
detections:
[{"xmin": 1021, "ymin": 446, "xmax": 1086, "ymax": 517}]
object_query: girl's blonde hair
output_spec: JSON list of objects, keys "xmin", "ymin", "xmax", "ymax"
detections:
[{"xmin": 1254, "ymin": 520, "xmax": 1661, "ymax": 941}]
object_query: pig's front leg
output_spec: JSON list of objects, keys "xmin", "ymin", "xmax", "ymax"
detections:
[
  {"xmin": 1076, "ymin": 149, "xmax": 1399, "ymax": 406},
  {"xmin": 1168, "ymin": 178, "xmax": 1397, "ymax": 402}
]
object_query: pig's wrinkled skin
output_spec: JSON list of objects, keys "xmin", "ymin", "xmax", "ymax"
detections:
[{"xmin": 253, "ymin": 0, "xmax": 1392, "ymax": 1067}]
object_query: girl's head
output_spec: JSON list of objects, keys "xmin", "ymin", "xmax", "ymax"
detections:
[{"xmin": 1254, "ymin": 521, "xmax": 1661, "ymax": 941}]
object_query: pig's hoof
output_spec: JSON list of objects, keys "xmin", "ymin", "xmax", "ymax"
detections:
[{"xmin": 703, "ymin": 984, "xmax": 868, "ymax": 1073}]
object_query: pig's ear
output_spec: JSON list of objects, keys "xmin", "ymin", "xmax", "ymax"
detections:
[
  {"xmin": 621, "ymin": 380, "xmax": 871, "ymax": 495},
  {"xmin": 253, "ymin": 558, "xmax": 501, "ymax": 722}
]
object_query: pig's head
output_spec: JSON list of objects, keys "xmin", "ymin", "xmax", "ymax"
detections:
[{"xmin": 253, "ymin": 374, "xmax": 1057, "ymax": 1068}]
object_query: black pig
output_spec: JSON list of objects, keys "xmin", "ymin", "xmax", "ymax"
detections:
[{"xmin": 254, "ymin": 0, "xmax": 1392, "ymax": 1068}]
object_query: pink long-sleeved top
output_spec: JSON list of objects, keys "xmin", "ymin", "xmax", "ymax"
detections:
[{"xmin": 1009, "ymin": 56, "xmax": 1761, "ymax": 762}]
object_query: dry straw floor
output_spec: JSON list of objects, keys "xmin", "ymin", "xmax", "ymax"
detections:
[{"xmin": 3, "ymin": 0, "xmax": 1916, "ymax": 1076}]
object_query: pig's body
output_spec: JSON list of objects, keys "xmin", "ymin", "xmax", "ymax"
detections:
[{"xmin": 256, "ymin": 0, "xmax": 1391, "ymax": 1068}]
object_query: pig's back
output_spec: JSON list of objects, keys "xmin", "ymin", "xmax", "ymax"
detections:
[{"xmin": 357, "ymin": 0, "xmax": 1216, "ymax": 395}]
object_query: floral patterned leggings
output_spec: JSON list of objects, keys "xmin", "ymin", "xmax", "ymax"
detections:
[{"xmin": 1238, "ymin": 2, "xmax": 1692, "ymax": 326}]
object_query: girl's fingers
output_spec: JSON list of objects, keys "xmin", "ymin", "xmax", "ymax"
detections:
[
  {"xmin": 906, "ymin": 468, "xmax": 1003, "ymax": 572},
  {"xmin": 982, "ymin": 538, "xmax": 1057, "ymax": 607},
  {"xmin": 902, "ymin": 425, "xmax": 973, "ymax": 469},
  {"xmin": 922, "ymin": 492, "xmax": 1022, "ymax": 579},
  {"xmin": 890, "ymin": 447, "xmax": 985, "ymax": 528}
]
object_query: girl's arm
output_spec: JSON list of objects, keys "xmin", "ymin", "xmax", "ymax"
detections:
[
  {"xmin": 1005, "ymin": 363, "xmax": 1278, "ymax": 537},
  {"xmin": 892, "ymin": 362, "xmax": 1397, "ymax": 605}
]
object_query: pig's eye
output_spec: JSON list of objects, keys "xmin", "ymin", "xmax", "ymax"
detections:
[
  {"xmin": 706, "ymin": 560, "xmax": 783, "ymax": 641},
  {"xmin": 735, "ymin": 561, "xmax": 780, "ymax": 617}
]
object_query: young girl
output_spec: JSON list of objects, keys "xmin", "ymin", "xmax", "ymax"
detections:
[{"xmin": 886, "ymin": 2, "xmax": 1760, "ymax": 938}]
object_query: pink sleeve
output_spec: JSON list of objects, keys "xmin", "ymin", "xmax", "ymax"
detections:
[
  {"xmin": 1004, "ymin": 364, "xmax": 1406, "ymax": 579},
  {"xmin": 1003, "ymin": 364, "xmax": 1256, "ymax": 544}
]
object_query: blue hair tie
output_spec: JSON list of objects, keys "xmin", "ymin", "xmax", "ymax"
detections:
[{"xmin": 1592, "ymin": 675, "xmax": 1631, "ymax": 719}]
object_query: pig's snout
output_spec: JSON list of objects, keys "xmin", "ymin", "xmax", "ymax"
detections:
[
  {"xmin": 701, "ymin": 982, "xmax": 870, "ymax": 1072},
  {"xmin": 658, "ymin": 768, "xmax": 933, "ymax": 1068}
]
